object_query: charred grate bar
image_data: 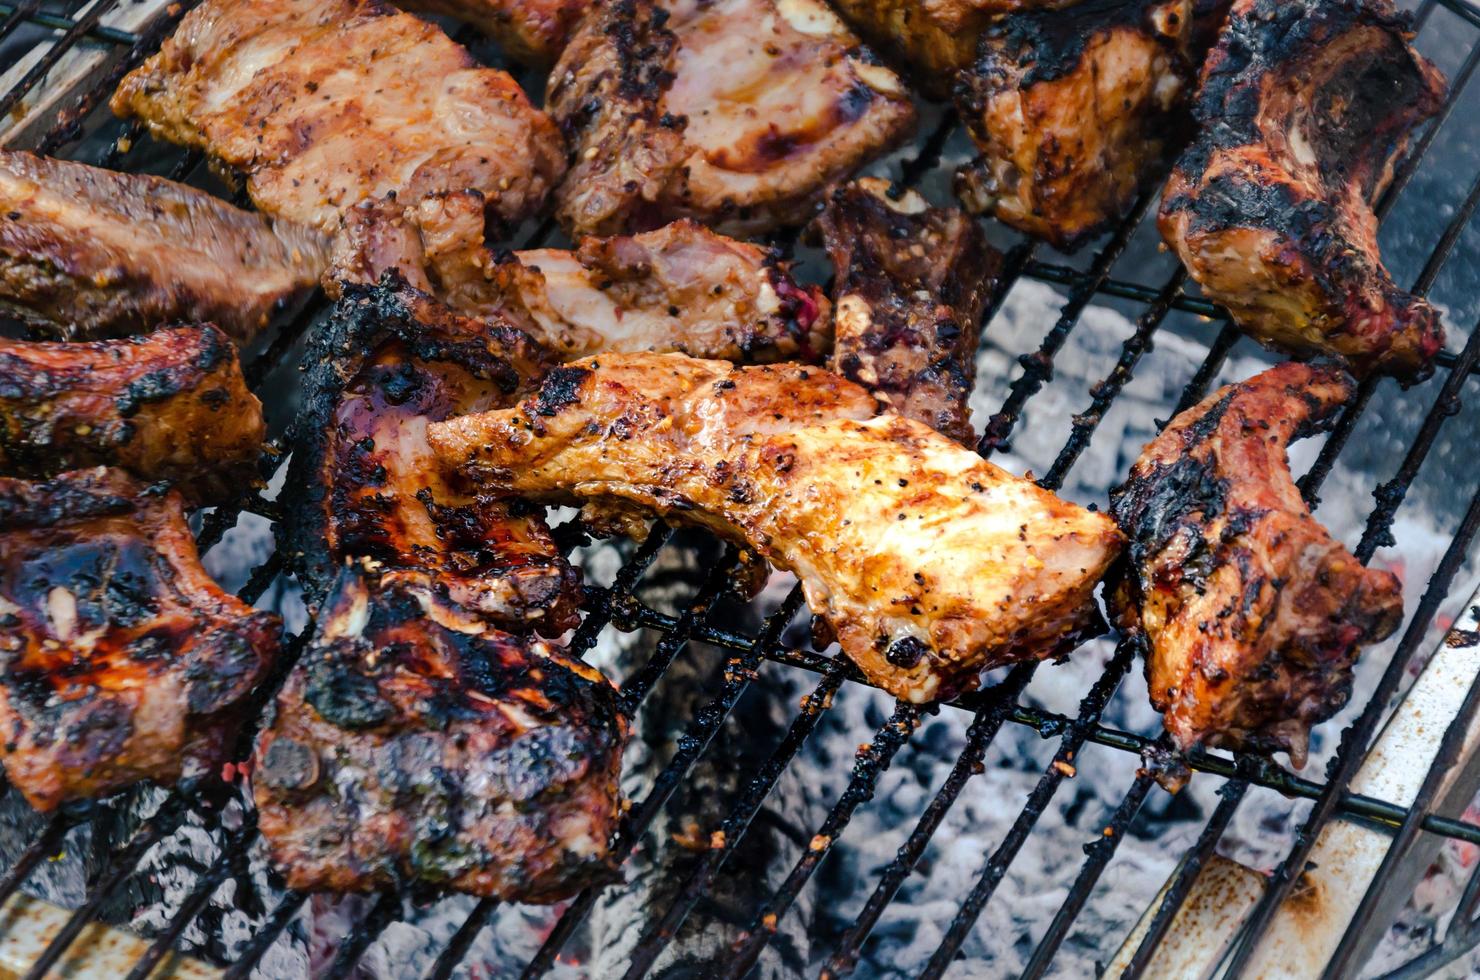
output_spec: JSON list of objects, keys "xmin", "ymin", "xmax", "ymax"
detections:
[{"xmin": 3, "ymin": 0, "xmax": 1480, "ymax": 977}]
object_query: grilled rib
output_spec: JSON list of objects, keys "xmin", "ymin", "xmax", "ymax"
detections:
[
  {"xmin": 0, "ymin": 467, "xmax": 281, "ymax": 811},
  {"xmin": 111, "ymin": 0, "xmax": 565, "ymax": 236},
  {"xmin": 396, "ymin": 0, "xmax": 588, "ymax": 61},
  {"xmin": 547, "ymin": 0, "xmax": 916, "ymax": 237},
  {"xmin": 1159, "ymin": 0, "xmax": 1447, "ymax": 379},
  {"xmin": 429, "ymin": 353, "xmax": 1123, "ymax": 703},
  {"xmin": 254, "ymin": 563, "xmax": 625, "ymax": 900},
  {"xmin": 0, "ymin": 325, "xmax": 264, "ymax": 503},
  {"xmin": 811, "ymin": 178, "xmax": 998, "ymax": 443},
  {"xmin": 1108, "ymin": 362, "xmax": 1404, "ymax": 767},
  {"xmin": 283, "ymin": 278, "xmax": 581, "ymax": 634},
  {"xmin": 0, "ymin": 150, "xmax": 325, "ymax": 342}
]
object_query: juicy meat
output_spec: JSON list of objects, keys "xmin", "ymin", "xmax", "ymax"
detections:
[
  {"xmin": 254, "ymin": 564, "xmax": 625, "ymax": 900},
  {"xmin": 111, "ymin": 0, "xmax": 566, "ymax": 236},
  {"xmin": 330, "ymin": 192, "xmax": 830, "ymax": 362},
  {"xmin": 547, "ymin": 0, "xmax": 916, "ymax": 237},
  {"xmin": 1108, "ymin": 362, "xmax": 1403, "ymax": 766},
  {"xmin": 0, "ymin": 467, "xmax": 281, "ymax": 811},
  {"xmin": 811, "ymin": 178, "xmax": 998, "ymax": 443},
  {"xmin": 954, "ymin": 0, "xmax": 1207, "ymax": 250},
  {"xmin": 429, "ymin": 353, "xmax": 1123, "ymax": 703},
  {"xmin": 283, "ymin": 279, "xmax": 580, "ymax": 634},
  {"xmin": 1159, "ymin": 0, "xmax": 1447, "ymax": 379},
  {"xmin": 394, "ymin": 0, "xmax": 589, "ymax": 61},
  {"xmin": 0, "ymin": 325, "xmax": 264, "ymax": 503},
  {"xmin": 0, "ymin": 150, "xmax": 325, "ymax": 342}
]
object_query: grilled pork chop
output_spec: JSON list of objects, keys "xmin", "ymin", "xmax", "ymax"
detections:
[
  {"xmin": 0, "ymin": 150, "xmax": 325, "ymax": 342},
  {"xmin": 1159, "ymin": 0, "xmax": 1447, "ymax": 379},
  {"xmin": 430, "ymin": 353, "xmax": 1123, "ymax": 703},
  {"xmin": 0, "ymin": 325, "xmax": 263, "ymax": 503},
  {"xmin": 811, "ymin": 179, "xmax": 997, "ymax": 443},
  {"xmin": 111, "ymin": 0, "xmax": 565, "ymax": 236},
  {"xmin": 0, "ymin": 468, "xmax": 281, "ymax": 811},
  {"xmin": 547, "ymin": 0, "xmax": 916, "ymax": 237},
  {"xmin": 396, "ymin": 0, "xmax": 588, "ymax": 61},
  {"xmin": 1109, "ymin": 362, "xmax": 1404, "ymax": 767},
  {"xmin": 254, "ymin": 563, "xmax": 625, "ymax": 900}
]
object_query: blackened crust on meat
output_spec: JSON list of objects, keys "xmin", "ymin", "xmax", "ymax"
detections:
[
  {"xmin": 254, "ymin": 565, "xmax": 626, "ymax": 901},
  {"xmin": 986, "ymin": 0, "xmax": 1189, "ymax": 87}
]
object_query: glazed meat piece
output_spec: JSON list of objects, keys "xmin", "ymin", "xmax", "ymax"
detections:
[
  {"xmin": 954, "ymin": 0, "xmax": 1208, "ymax": 250},
  {"xmin": 547, "ymin": 0, "xmax": 916, "ymax": 237},
  {"xmin": 111, "ymin": 0, "xmax": 565, "ymax": 236},
  {"xmin": 811, "ymin": 178, "xmax": 997, "ymax": 443},
  {"xmin": 430, "ymin": 353, "xmax": 1123, "ymax": 703},
  {"xmin": 283, "ymin": 279, "xmax": 580, "ymax": 633},
  {"xmin": 0, "ymin": 150, "xmax": 325, "ymax": 342},
  {"xmin": 1159, "ymin": 0, "xmax": 1447, "ymax": 379},
  {"xmin": 396, "ymin": 0, "xmax": 588, "ymax": 61},
  {"xmin": 1108, "ymin": 362, "xmax": 1404, "ymax": 766},
  {"xmin": 0, "ymin": 325, "xmax": 264, "ymax": 503},
  {"xmin": 254, "ymin": 564, "xmax": 625, "ymax": 900},
  {"xmin": 330, "ymin": 192, "xmax": 830, "ymax": 361},
  {"xmin": 0, "ymin": 468, "xmax": 281, "ymax": 811}
]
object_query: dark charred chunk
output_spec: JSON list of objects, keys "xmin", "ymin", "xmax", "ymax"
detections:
[{"xmin": 533, "ymin": 366, "xmax": 593, "ymax": 417}]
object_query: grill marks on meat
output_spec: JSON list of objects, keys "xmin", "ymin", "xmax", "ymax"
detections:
[
  {"xmin": 1159, "ymin": 0, "xmax": 1447, "ymax": 379},
  {"xmin": 429, "ymin": 353, "xmax": 1123, "ymax": 703},
  {"xmin": 812, "ymin": 178, "xmax": 998, "ymax": 443},
  {"xmin": 0, "ymin": 325, "xmax": 264, "ymax": 503},
  {"xmin": 954, "ymin": 0, "xmax": 1205, "ymax": 250},
  {"xmin": 1108, "ymin": 362, "xmax": 1403, "ymax": 768},
  {"xmin": 254, "ymin": 564, "xmax": 625, "ymax": 900},
  {"xmin": 111, "ymin": 0, "xmax": 565, "ymax": 237},
  {"xmin": 0, "ymin": 150, "xmax": 325, "ymax": 342},
  {"xmin": 547, "ymin": 0, "xmax": 916, "ymax": 237},
  {"xmin": 283, "ymin": 280, "xmax": 580, "ymax": 634},
  {"xmin": 394, "ymin": 0, "xmax": 589, "ymax": 62},
  {"xmin": 0, "ymin": 468, "xmax": 281, "ymax": 811}
]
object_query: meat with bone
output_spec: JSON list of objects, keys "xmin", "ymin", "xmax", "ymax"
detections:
[
  {"xmin": 330, "ymin": 191, "xmax": 830, "ymax": 362},
  {"xmin": 1158, "ymin": 0, "xmax": 1447, "ymax": 380},
  {"xmin": 0, "ymin": 467, "xmax": 281, "ymax": 811},
  {"xmin": 0, "ymin": 150, "xmax": 325, "ymax": 342},
  {"xmin": 1108, "ymin": 362, "xmax": 1404, "ymax": 767},
  {"xmin": 811, "ymin": 178, "xmax": 998, "ymax": 443},
  {"xmin": 110, "ymin": 0, "xmax": 565, "ymax": 237},
  {"xmin": 429, "ymin": 353, "xmax": 1123, "ymax": 704},
  {"xmin": 547, "ymin": 0, "xmax": 915, "ymax": 237},
  {"xmin": 0, "ymin": 325, "xmax": 264, "ymax": 504},
  {"xmin": 253, "ymin": 563, "xmax": 625, "ymax": 900},
  {"xmin": 281, "ymin": 278, "xmax": 581, "ymax": 634}
]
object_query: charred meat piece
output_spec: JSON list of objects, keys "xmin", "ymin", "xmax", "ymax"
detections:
[
  {"xmin": 430, "ymin": 353, "xmax": 1123, "ymax": 703},
  {"xmin": 811, "ymin": 178, "xmax": 998, "ymax": 443},
  {"xmin": 394, "ymin": 0, "xmax": 589, "ymax": 61},
  {"xmin": 330, "ymin": 192, "xmax": 830, "ymax": 362},
  {"xmin": 1108, "ymin": 362, "xmax": 1403, "ymax": 766},
  {"xmin": 954, "ymin": 0, "xmax": 1206, "ymax": 250},
  {"xmin": 547, "ymin": 0, "xmax": 916, "ymax": 237},
  {"xmin": 0, "ymin": 468, "xmax": 281, "ymax": 811},
  {"xmin": 1159, "ymin": 0, "xmax": 1447, "ymax": 379},
  {"xmin": 254, "ymin": 564, "xmax": 625, "ymax": 900},
  {"xmin": 111, "ymin": 0, "xmax": 565, "ymax": 236},
  {"xmin": 283, "ymin": 279, "xmax": 580, "ymax": 634},
  {"xmin": 0, "ymin": 325, "xmax": 264, "ymax": 503},
  {"xmin": 0, "ymin": 150, "xmax": 325, "ymax": 342}
]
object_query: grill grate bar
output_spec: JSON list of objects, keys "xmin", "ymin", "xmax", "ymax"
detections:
[
  {"xmin": 0, "ymin": 815, "xmax": 71, "ymax": 911},
  {"xmin": 0, "ymin": 0, "xmax": 123, "ymax": 121},
  {"xmin": 0, "ymin": 1, "xmax": 136, "ymax": 48},
  {"xmin": 220, "ymin": 891, "xmax": 308, "ymax": 980},
  {"xmin": 321, "ymin": 891, "xmax": 403, "ymax": 980},
  {"xmin": 0, "ymin": 0, "xmax": 42, "ymax": 47},
  {"xmin": 122, "ymin": 830, "xmax": 243, "ymax": 980}
]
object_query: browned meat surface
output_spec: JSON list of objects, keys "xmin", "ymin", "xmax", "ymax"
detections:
[
  {"xmin": 0, "ymin": 150, "xmax": 325, "ymax": 342},
  {"xmin": 254, "ymin": 563, "xmax": 625, "ymax": 900},
  {"xmin": 111, "ymin": 0, "xmax": 565, "ymax": 236},
  {"xmin": 330, "ymin": 192, "xmax": 830, "ymax": 361},
  {"xmin": 0, "ymin": 467, "xmax": 281, "ymax": 811},
  {"xmin": 0, "ymin": 325, "xmax": 263, "ymax": 503},
  {"xmin": 1108, "ymin": 362, "xmax": 1404, "ymax": 767},
  {"xmin": 811, "ymin": 179, "xmax": 997, "ymax": 443},
  {"xmin": 283, "ymin": 279, "xmax": 581, "ymax": 634},
  {"xmin": 547, "ymin": 0, "xmax": 916, "ymax": 237},
  {"xmin": 395, "ymin": 0, "xmax": 589, "ymax": 61},
  {"xmin": 430, "ymin": 353, "xmax": 1123, "ymax": 703},
  {"xmin": 1159, "ymin": 0, "xmax": 1447, "ymax": 379}
]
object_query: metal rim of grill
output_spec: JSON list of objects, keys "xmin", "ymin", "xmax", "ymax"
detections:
[{"xmin": 4, "ymin": 0, "xmax": 1480, "ymax": 977}]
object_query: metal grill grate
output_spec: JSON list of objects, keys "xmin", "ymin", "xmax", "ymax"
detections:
[{"xmin": 4, "ymin": 0, "xmax": 1480, "ymax": 976}]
